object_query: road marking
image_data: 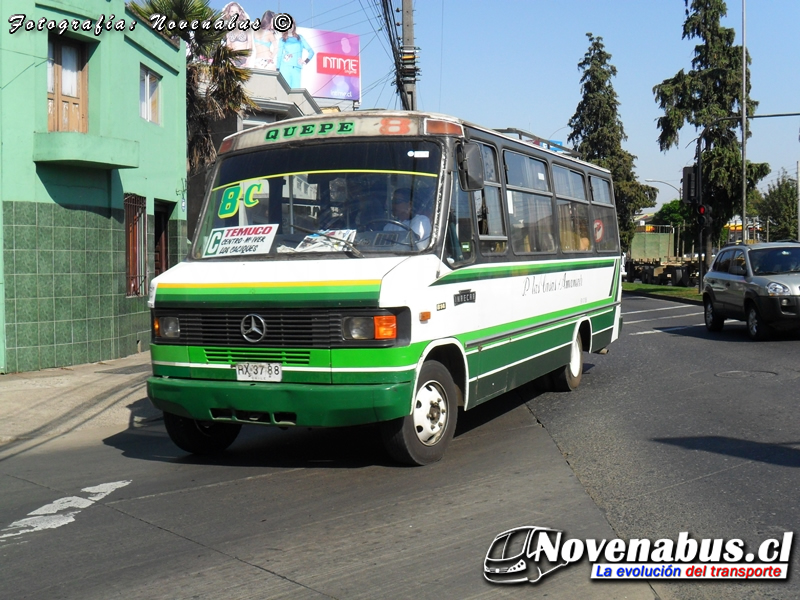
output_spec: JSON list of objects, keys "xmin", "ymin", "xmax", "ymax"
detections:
[
  {"xmin": 625, "ymin": 312, "xmax": 703, "ymax": 325},
  {"xmin": 622, "ymin": 305, "xmax": 694, "ymax": 316},
  {"xmin": 0, "ymin": 480, "xmax": 130, "ymax": 542},
  {"xmin": 630, "ymin": 323, "xmax": 705, "ymax": 335}
]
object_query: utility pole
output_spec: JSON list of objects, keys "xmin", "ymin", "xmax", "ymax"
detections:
[
  {"xmin": 401, "ymin": 0, "xmax": 418, "ymax": 110},
  {"xmin": 741, "ymin": 0, "xmax": 747, "ymax": 242}
]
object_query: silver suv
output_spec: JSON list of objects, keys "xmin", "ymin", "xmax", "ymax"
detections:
[{"xmin": 703, "ymin": 242, "xmax": 800, "ymax": 340}]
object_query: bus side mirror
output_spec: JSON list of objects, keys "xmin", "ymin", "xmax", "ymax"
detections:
[{"xmin": 457, "ymin": 143, "xmax": 484, "ymax": 191}]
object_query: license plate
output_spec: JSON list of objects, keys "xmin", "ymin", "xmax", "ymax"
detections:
[{"xmin": 235, "ymin": 362, "xmax": 282, "ymax": 382}]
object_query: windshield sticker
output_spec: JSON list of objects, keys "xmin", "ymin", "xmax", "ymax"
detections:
[
  {"xmin": 218, "ymin": 182, "xmax": 265, "ymax": 219},
  {"xmin": 294, "ymin": 229, "xmax": 356, "ymax": 253},
  {"xmin": 203, "ymin": 225, "xmax": 278, "ymax": 257}
]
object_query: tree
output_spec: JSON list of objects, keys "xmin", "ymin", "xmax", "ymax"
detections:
[
  {"xmin": 754, "ymin": 171, "xmax": 798, "ymax": 241},
  {"xmin": 128, "ymin": 0, "xmax": 256, "ymax": 174},
  {"xmin": 568, "ymin": 33, "xmax": 657, "ymax": 253},
  {"xmin": 652, "ymin": 199, "xmax": 697, "ymax": 257},
  {"xmin": 653, "ymin": 0, "xmax": 769, "ymax": 264},
  {"xmin": 653, "ymin": 199, "xmax": 691, "ymax": 228}
]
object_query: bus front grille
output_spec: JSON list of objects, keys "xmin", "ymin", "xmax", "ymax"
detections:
[
  {"xmin": 154, "ymin": 309, "xmax": 343, "ymax": 348},
  {"xmin": 203, "ymin": 347, "xmax": 311, "ymax": 365}
]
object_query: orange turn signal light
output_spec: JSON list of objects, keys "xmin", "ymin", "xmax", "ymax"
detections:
[
  {"xmin": 424, "ymin": 119, "xmax": 463, "ymax": 136},
  {"xmin": 218, "ymin": 138, "xmax": 234, "ymax": 154},
  {"xmin": 153, "ymin": 318, "xmax": 161, "ymax": 337},
  {"xmin": 419, "ymin": 311, "xmax": 431, "ymax": 322},
  {"xmin": 373, "ymin": 315, "xmax": 397, "ymax": 339}
]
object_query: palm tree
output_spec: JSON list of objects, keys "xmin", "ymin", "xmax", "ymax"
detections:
[{"xmin": 128, "ymin": 0, "xmax": 257, "ymax": 174}]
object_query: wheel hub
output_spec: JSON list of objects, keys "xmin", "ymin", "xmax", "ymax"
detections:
[{"xmin": 412, "ymin": 381, "xmax": 447, "ymax": 446}]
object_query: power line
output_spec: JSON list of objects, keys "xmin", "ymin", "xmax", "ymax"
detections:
[{"xmin": 297, "ymin": 0, "xmax": 359, "ymax": 24}]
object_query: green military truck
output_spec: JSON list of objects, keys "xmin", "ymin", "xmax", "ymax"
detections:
[{"xmin": 625, "ymin": 225, "xmax": 698, "ymax": 287}]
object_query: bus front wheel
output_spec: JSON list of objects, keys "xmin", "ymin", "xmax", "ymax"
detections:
[
  {"xmin": 163, "ymin": 412, "xmax": 241, "ymax": 455},
  {"xmin": 552, "ymin": 334, "xmax": 583, "ymax": 392},
  {"xmin": 380, "ymin": 360, "xmax": 459, "ymax": 466}
]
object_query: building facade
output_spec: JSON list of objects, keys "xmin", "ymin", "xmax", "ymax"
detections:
[{"xmin": 0, "ymin": 0, "xmax": 187, "ymax": 373}]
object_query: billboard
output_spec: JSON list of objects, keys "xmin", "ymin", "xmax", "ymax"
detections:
[{"xmin": 220, "ymin": 4, "xmax": 361, "ymax": 102}]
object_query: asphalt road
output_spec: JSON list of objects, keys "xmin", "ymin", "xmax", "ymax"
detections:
[
  {"xmin": 0, "ymin": 364, "xmax": 654, "ymax": 600},
  {"xmin": 3, "ymin": 293, "xmax": 797, "ymax": 599},
  {"xmin": 528, "ymin": 294, "xmax": 800, "ymax": 600}
]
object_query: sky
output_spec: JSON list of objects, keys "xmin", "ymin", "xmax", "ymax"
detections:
[{"xmin": 211, "ymin": 0, "xmax": 800, "ymax": 212}]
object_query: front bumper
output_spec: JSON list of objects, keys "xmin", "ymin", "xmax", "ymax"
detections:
[
  {"xmin": 753, "ymin": 295, "xmax": 800, "ymax": 328},
  {"xmin": 147, "ymin": 377, "xmax": 414, "ymax": 427}
]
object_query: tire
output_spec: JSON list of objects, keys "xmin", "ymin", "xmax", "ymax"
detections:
[
  {"xmin": 704, "ymin": 298, "xmax": 724, "ymax": 332},
  {"xmin": 163, "ymin": 412, "xmax": 241, "ymax": 455},
  {"xmin": 552, "ymin": 333, "xmax": 583, "ymax": 392},
  {"xmin": 746, "ymin": 304, "xmax": 770, "ymax": 341},
  {"xmin": 380, "ymin": 360, "xmax": 459, "ymax": 466}
]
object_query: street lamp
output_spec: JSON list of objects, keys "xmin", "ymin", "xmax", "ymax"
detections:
[{"xmin": 645, "ymin": 179, "xmax": 682, "ymax": 201}]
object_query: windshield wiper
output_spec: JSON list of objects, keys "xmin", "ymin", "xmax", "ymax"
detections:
[{"xmin": 291, "ymin": 224, "xmax": 364, "ymax": 258}]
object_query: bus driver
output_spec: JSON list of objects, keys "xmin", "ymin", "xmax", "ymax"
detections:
[{"xmin": 384, "ymin": 187, "xmax": 431, "ymax": 247}]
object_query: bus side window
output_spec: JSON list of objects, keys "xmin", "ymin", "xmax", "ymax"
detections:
[
  {"xmin": 504, "ymin": 152, "xmax": 555, "ymax": 255},
  {"xmin": 589, "ymin": 177, "xmax": 620, "ymax": 252},
  {"xmin": 554, "ymin": 165, "xmax": 591, "ymax": 252},
  {"xmin": 557, "ymin": 199, "xmax": 591, "ymax": 252},
  {"xmin": 476, "ymin": 144, "xmax": 507, "ymax": 255},
  {"xmin": 445, "ymin": 176, "xmax": 475, "ymax": 267}
]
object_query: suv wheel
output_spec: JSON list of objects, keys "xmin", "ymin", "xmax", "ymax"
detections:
[
  {"xmin": 746, "ymin": 304, "xmax": 770, "ymax": 341},
  {"xmin": 704, "ymin": 298, "xmax": 724, "ymax": 332}
]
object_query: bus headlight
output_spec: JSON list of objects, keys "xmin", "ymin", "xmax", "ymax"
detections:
[
  {"xmin": 343, "ymin": 315, "xmax": 397, "ymax": 340},
  {"xmin": 156, "ymin": 316, "xmax": 181, "ymax": 338},
  {"xmin": 343, "ymin": 317, "xmax": 374, "ymax": 340}
]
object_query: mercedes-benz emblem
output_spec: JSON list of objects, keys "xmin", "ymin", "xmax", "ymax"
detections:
[{"xmin": 240, "ymin": 314, "xmax": 267, "ymax": 343}]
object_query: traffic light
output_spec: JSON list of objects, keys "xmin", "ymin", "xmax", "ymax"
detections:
[
  {"xmin": 697, "ymin": 204, "xmax": 712, "ymax": 227},
  {"xmin": 682, "ymin": 165, "xmax": 697, "ymax": 204}
]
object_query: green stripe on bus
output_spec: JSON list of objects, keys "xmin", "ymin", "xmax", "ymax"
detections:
[
  {"xmin": 155, "ymin": 284, "xmax": 381, "ymax": 307},
  {"xmin": 331, "ymin": 344, "xmax": 425, "ymax": 369},
  {"xmin": 475, "ymin": 322, "xmax": 572, "ymax": 377},
  {"xmin": 150, "ymin": 344, "xmax": 189, "ymax": 363},
  {"xmin": 457, "ymin": 298, "xmax": 615, "ymax": 348},
  {"xmin": 431, "ymin": 258, "xmax": 616, "ymax": 286}
]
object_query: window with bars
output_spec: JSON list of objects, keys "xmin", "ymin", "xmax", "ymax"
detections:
[
  {"xmin": 125, "ymin": 193, "xmax": 147, "ymax": 297},
  {"xmin": 140, "ymin": 66, "xmax": 161, "ymax": 124},
  {"xmin": 47, "ymin": 36, "xmax": 88, "ymax": 132}
]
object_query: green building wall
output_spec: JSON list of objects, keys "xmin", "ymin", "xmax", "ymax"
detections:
[{"xmin": 0, "ymin": 0, "xmax": 187, "ymax": 373}]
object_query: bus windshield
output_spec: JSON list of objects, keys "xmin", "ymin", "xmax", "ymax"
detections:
[{"xmin": 192, "ymin": 140, "xmax": 442, "ymax": 259}]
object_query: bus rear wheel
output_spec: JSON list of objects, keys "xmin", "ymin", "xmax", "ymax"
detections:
[
  {"xmin": 163, "ymin": 412, "xmax": 241, "ymax": 455},
  {"xmin": 380, "ymin": 360, "xmax": 459, "ymax": 466},
  {"xmin": 552, "ymin": 333, "xmax": 583, "ymax": 392}
]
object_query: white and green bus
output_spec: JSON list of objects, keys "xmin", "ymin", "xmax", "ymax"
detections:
[{"xmin": 147, "ymin": 111, "xmax": 623, "ymax": 465}]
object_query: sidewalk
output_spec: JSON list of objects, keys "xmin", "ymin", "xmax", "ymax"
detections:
[{"xmin": 0, "ymin": 351, "xmax": 160, "ymax": 455}]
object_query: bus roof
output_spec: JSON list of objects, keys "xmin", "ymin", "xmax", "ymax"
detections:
[{"xmin": 219, "ymin": 110, "xmax": 611, "ymax": 175}]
